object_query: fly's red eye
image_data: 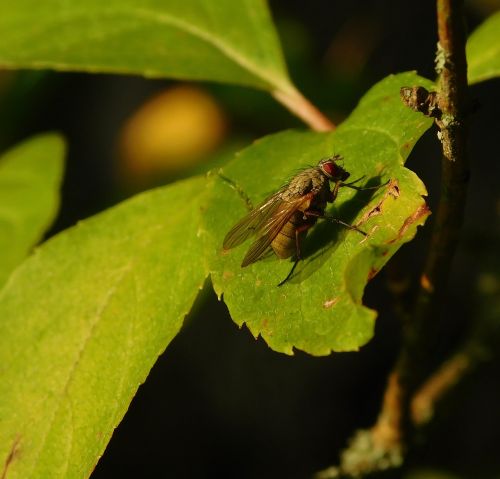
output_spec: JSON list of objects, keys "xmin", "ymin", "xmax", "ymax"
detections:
[{"xmin": 322, "ymin": 161, "xmax": 336, "ymax": 176}]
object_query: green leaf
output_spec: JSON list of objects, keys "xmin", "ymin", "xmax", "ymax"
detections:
[
  {"xmin": 0, "ymin": 73, "xmax": 434, "ymax": 476},
  {"xmin": 0, "ymin": 176, "xmax": 209, "ymax": 478},
  {"xmin": 467, "ymin": 10, "xmax": 500, "ymax": 84},
  {"xmin": 0, "ymin": 134, "xmax": 65, "ymax": 288},
  {"xmin": 206, "ymin": 72, "xmax": 434, "ymax": 355},
  {"xmin": 0, "ymin": 0, "xmax": 293, "ymax": 92}
]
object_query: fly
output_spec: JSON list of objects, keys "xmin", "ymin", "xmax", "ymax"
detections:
[{"xmin": 222, "ymin": 155, "xmax": 383, "ymax": 286}]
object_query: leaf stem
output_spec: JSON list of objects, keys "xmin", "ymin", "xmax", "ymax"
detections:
[{"xmin": 272, "ymin": 87, "xmax": 336, "ymax": 131}]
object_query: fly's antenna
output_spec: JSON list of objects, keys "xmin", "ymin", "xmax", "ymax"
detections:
[{"xmin": 332, "ymin": 153, "xmax": 344, "ymax": 167}]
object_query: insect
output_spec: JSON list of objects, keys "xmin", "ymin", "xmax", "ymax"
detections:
[{"xmin": 222, "ymin": 155, "xmax": 381, "ymax": 286}]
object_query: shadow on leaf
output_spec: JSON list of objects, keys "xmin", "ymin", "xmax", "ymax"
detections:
[{"xmin": 283, "ymin": 176, "xmax": 384, "ymax": 285}]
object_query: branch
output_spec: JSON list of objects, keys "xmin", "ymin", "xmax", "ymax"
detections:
[
  {"xmin": 317, "ymin": 2, "xmax": 471, "ymax": 475},
  {"xmin": 272, "ymin": 87, "xmax": 336, "ymax": 132},
  {"xmin": 411, "ymin": 350, "xmax": 471, "ymax": 425},
  {"xmin": 372, "ymin": 0, "xmax": 470, "ymax": 459},
  {"xmin": 418, "ymin": 0, "xmax": 469, "ymax": 317},
  {"xmin": 412, "ymin": 309, "xmax": 497, "ymax": 425}
]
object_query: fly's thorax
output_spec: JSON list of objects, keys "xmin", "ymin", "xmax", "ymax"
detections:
[
  {"xmin": 311, "ymin": 181, "xmax": 332, "ymax": 209},
  {"xmin": 281, "ymin": 167, "xmax": 328, "ymax": 201}
]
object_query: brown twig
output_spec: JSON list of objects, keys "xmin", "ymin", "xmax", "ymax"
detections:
[
  {"xmin": 411, "ymin": 351, "xmax": 471, "ymax": 425},
  {"xmin": 417, "ymin": 0, "xmax": 469, "ymax": 322},
  {"xmin": 412, "ymin": 308, "xmax": 497, "ymax": 426},
  {"xmin": 318, "ymin": 2, "xmax": 470, "ymax": 476},
  {"xmin": 373, "ymin": 0, "xmax": 470, "ymax": 460}
]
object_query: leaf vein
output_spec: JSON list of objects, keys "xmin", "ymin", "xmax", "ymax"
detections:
[
  {"xmin": 3, "ymin": 6, "xmax": 291, "ymax": 92},
  {"xmin": 130, "ymin": 6, "xmax": 289, "ymax": 91},
  {"xmin": 27, "ymin": 262, "xmax": 133, "ymax": 477}
]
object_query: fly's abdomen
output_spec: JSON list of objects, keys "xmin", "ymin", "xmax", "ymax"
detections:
[{"xmin": 271, "ymin": 212, "xmax": 303, "ymax": 259}]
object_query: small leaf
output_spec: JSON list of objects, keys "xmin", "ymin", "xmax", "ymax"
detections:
[
  {"xmin": 206, "ymin": 72, "xmax": 434, "ymax": 355},
  {"xmin": 467, "ymin": 10, "xmax": 500, "ymax": 84},
  {"xmin": 0, "ymin": 0, "xmax": 293, "ymax": 92},
  {"xmin": 0, "ymin": 176, "xmax": 209, "ymax": 478},
  {"xmin": 0, "ymin": 134, "xmax": 65, "ymax": 288}
]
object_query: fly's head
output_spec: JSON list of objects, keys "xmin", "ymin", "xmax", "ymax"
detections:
[{"xmin": 318, "ymin": 155, "xmax": 350, "ymax": 182}]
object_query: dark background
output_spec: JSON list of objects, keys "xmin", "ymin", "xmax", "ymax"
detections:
[{"xmin": 1, "ymin": 1, "xmax": 499, "ymax": 477}]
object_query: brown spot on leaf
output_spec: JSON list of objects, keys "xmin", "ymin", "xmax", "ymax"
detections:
[
  {"xmin": 1, "ymin": 436, "xmax": 21, "ymax": 479},
  {"xmin": 388, "ymin": 202, "xmax": 431, "ymax": 244},
  {"xmin": 357, "ymin": 203, "xmax": 381, "ymax": 225},
  {"xmin": 261, "ymin": 318, "xmax": 273, "ymax": 335},
  {"xmin": 323, "ymin": 297, "xmax": 340, "ymax": 309},
  {"xmin": 222, "ymin": 270, "xmax": 234, "ymax": 279},
  {"xmin": 367, "ymin": 204, "xmax": 383, "ymax": 220},
  {"xmin": 357, "ymin": 179, "xmax": 399, "ymax": 226},
  {"xmin": 388, "ymin": 179, "xmax": 400, "ymax": 198},
  {"xmin": 367, "ymin": 267, "xmax": 379, "ymax": 281}
]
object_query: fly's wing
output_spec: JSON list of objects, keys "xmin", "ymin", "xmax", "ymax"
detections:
[
  {"xmin": 241, "ymin": 194, "xmax": 311, "ymax": 267},
  {"xmin": 223, "ymin": 190, "xmax": 285, "ymax": 250}
]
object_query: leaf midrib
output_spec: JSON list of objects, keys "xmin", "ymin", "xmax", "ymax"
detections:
[
  {"xmin": 2, "ymin": 5, "xmax": 293, "ymax": 93},
  {"xmin": 132, "ymin": 7, "xmax": 291, "ymax": 91},
  {"xmin": 28, "ymin": 262, "xmax": 133, "ymax": 478}
]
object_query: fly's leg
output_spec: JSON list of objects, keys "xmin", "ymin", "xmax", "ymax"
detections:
[
  {"xmin": 278, "ymin": 223, "xmax": 311, "ymax": 287},
  {"xmin": 328, "ymin": 180, "xmax": 341, "ymax": 203},
  {"xmin": 342, "ymin": 176, "xmax": 365, "ymax": 187},
  {"xmin": 329, "ymin": 176, "xmax": 383, "ymax": 201},
  {"xmin": 278, "ymin": 262, "xmax": 299, "ymax": 287},
  {"xmin": 277, "ymin": 211, "xmax": 365, "ymax": 287},
  {"xmin": 304, "ymin": 210, "xmax": 367, "ymax": 236}
]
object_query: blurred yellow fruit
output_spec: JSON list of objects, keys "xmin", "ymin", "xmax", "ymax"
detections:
[{"xmin": 118, "ymin": 84, "xmax": 226, "ymax": 184}]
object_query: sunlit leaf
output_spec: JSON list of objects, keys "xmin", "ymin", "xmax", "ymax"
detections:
[
  {"xmin": 206, "ymin": 72, "xmax": 434, "ymax": 355},
  {"xmin": 0, "ymin": 176, "xmax": 209, "ymax": 478},
  {"xmin": 0, "ymin": 73, "xmax": 435, "ymax": 477},
  {"xmin": 467, "ymin": 10, "xmax": 500, "ymax": 84},
  {"xmin": 0, "ymin": 134, "xmax": 64, "ymax": 288},
  {"xmin": 0, "ymin": 0, "xmax": 293, "ymax": 92}
]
